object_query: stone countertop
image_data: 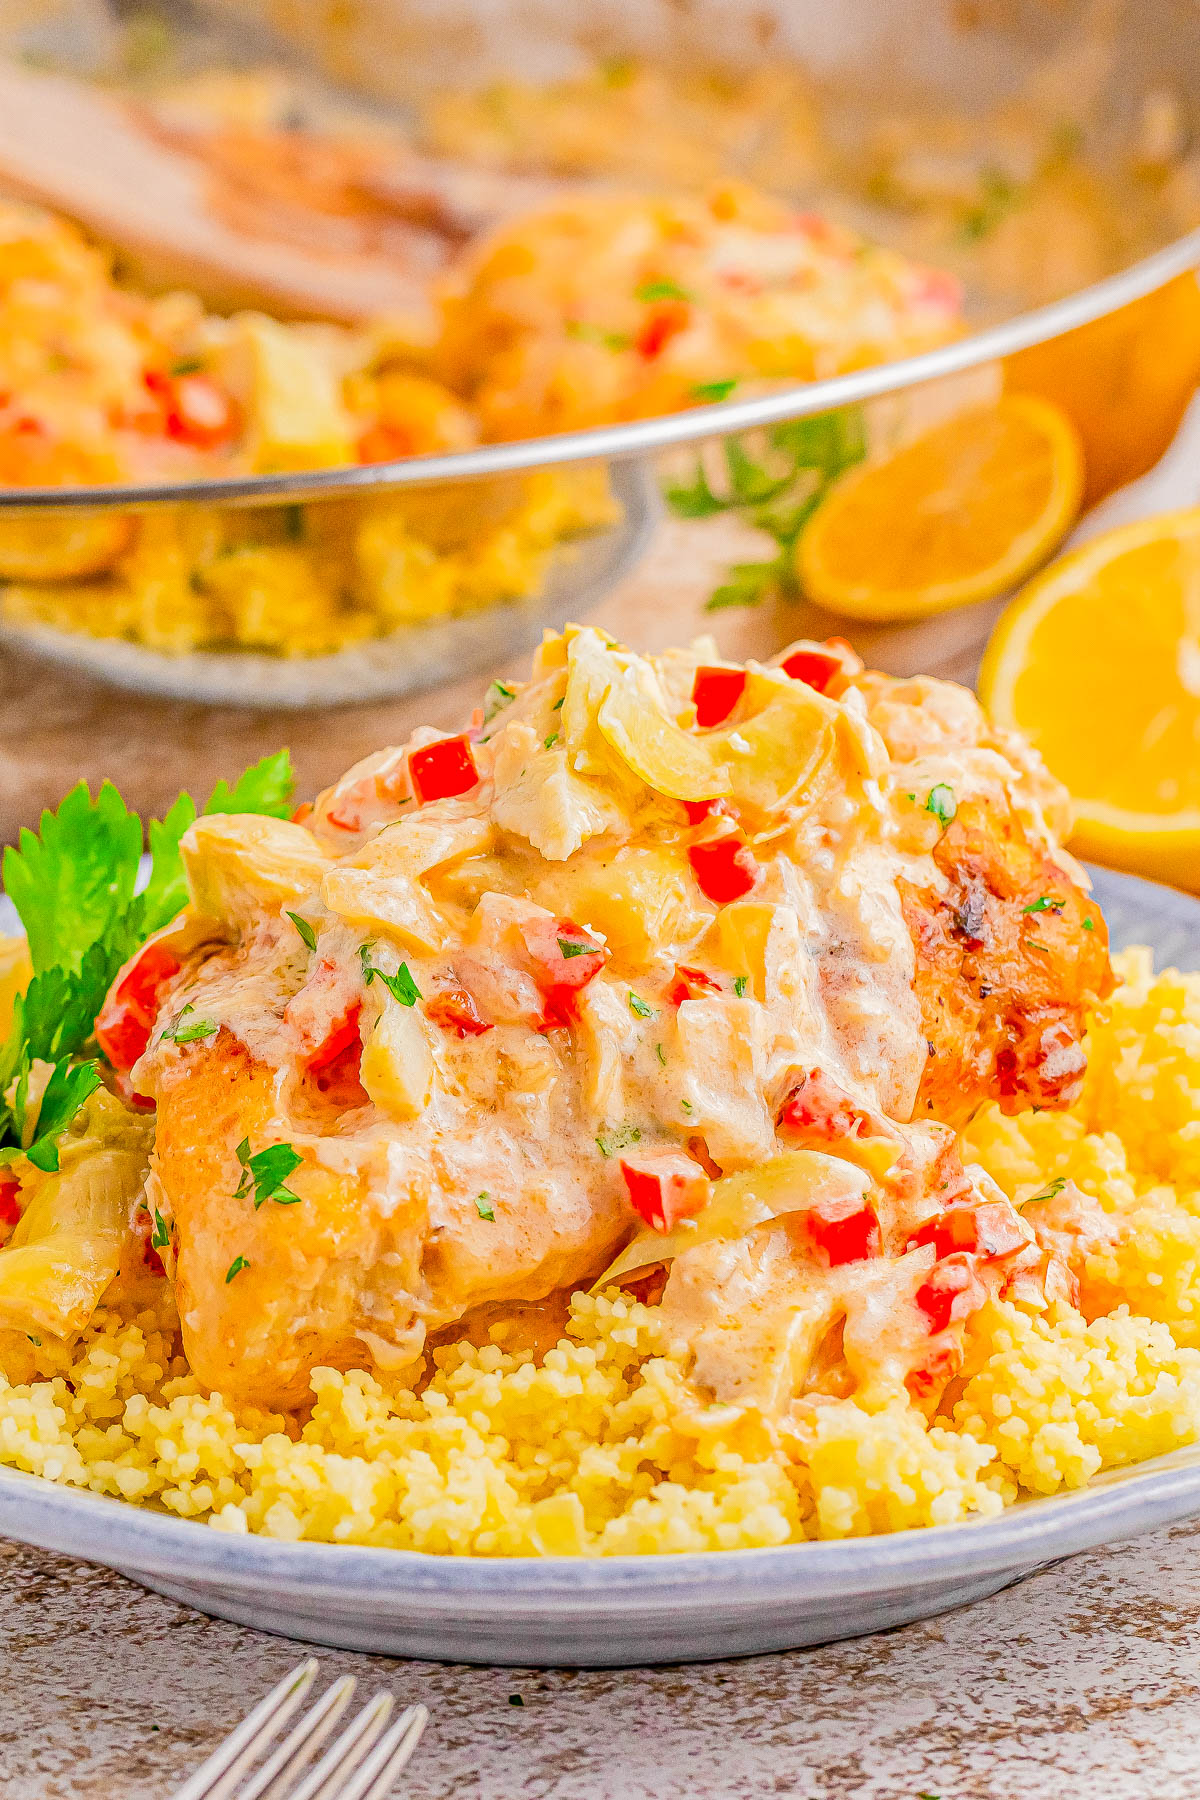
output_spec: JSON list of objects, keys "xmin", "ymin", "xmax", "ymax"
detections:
[{"xmin": 4, "ymin": 1523, "xmax": 1200, "ymax": 1800}]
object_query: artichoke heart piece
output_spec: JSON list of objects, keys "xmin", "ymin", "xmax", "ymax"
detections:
[
  {"xmin": 718, "ymin": 671, "xmax": 837, "ymax": 813},
  {"xmin": 595, "ymin": 1148, "xmax": 870, "ymax": 1287},
  {"xmin": 0, "ymin": 1097, "xmax": 152, "ymax": 1339},
  {"xmin": 361, "ymin": 1000, "xmax": 433, "ymax": 1120},
  {"xmin": 597, "ymin": 676, "xmax": 733, "ymax": 803},
  {"xmin": 182, "ymin": 815, "xmax": 332, "ymax": 934},
  {"xmin": 322, "ymin": 813, "xmax": 493, "ymax": 954}
]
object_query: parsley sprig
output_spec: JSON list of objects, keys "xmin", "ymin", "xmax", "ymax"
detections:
[
  {"xmin": 234, "ymin": 1138, "xmax": 304, "ymax": 1209},
  {"xmin": 0, "ymin": 751, "xmax": 294, "ymax": 1174},
  {"xmin": 664, "ymin": 409, "xmax": 866, "ymax": 610}
]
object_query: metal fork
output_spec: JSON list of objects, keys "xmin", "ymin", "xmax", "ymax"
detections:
[{"xmin": 167, "ymin": 1658, "xmax": 428, "ymax": 1800}]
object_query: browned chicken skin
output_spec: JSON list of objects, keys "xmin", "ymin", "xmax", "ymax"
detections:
[{"xmin": 904, "ymin": 798, "xmax": 1113, "ymax": 1124}]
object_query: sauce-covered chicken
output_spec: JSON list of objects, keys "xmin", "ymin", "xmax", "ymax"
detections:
[{"xmin": 110, "ymin": 627, "xmax": 1109, "ymax": 1412}]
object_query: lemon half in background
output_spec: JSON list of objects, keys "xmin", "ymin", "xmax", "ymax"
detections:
[
  {"xmin": 797, "ymin": 395, "xmax": 1084, "ymax": 622},
  {"xmin": 981, "ymin": 507, "xmax": 1200, "ymax": 893}
]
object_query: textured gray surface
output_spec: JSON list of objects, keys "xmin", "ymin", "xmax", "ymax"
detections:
[{"xmin": 4, "ymin": 1524, "xmax": 1200, "ymax": 1800}]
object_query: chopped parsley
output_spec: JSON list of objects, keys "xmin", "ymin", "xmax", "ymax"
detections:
[
  {"xmin": 565, "ymin": 320, "xmax": 631, "ymax": 351},
  {"xmin": 552, "ymin": 697, "xmax": 564, "ymax": 710},
  {"xmin": 483, "ymin": 679, "xmax": 516, "ymax": 723},
  {"xmin": 1083, "ymin": 917, "xmax": 1095, "ymax": 931},
  {"xmin": 286, "ymin": 911, "xmax": 318, "ymax": 952},
  {"xmin": 360, "ymin": 944, "xmax": 421, "ymax": 1006},
  {"xmin": 1023, "ymin": 936, "xmax": 1051, "ymax": 955},
  {"xmin": 164, "ymin": 1004, "xmax": 218, "ymax": 1044},
  {"xmin": 474, "ymin": 1191, "xmax": 495, "ymax": 1222},
  {"xmin": 636, "ymin": 279, "xmax": 691, "ymax": 303},
  {"xmin": 150, "ymin": 1208, "xmax": 171, "ymax": 1250},
  {"xmin": 690, "ymin": 377, "xmax": 738, "ymax": 403},
  {"xmin": 225, "ymin": 1255, "xmax": 250, "ymax": 1284},
  {"xmin": 1023, "ymin": 895, "xmax": 1066, "ymax": 916},
  {"xmin": 924, "ymin": 784, "xmax": 957, "ymax": 830},
  {"xmin": 680, "ymin": 1098, "xmax": 694, "ymax": 1116},
  {"xmin": 557, "ymin": 936, "xmax": 596, "ymax": 960},
  {"xmin": 628, "ymin": 992, "xmax": 656, "ymax": 1020},
  {"xmin": 655, "ymin": 1043, "xmax": 667, "ymax": 1066},
  {"xmin": 733, "ymin": 975, "xmax": 749, "ymax": 998},
  {"xmin": 1025, "ymin": 1176, "xmax": 1067, "ymax": 1206},
  {"xmin": 544, "ymin": 733, "xmax": 560, "ymax": 750},
  {"xmin": 508, "ymin": 1694, "xmax": 525, "ymax": 1707},
  {"xmin": 234, "ymin": 1138, "xmax": 303, "ymax": 1209},
  {"xmin": 596, "ymin": 1124, "xmax": 642, "ymax": 1158}
]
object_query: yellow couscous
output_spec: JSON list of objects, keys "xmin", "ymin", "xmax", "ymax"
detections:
[{"xmin": 2, "ymin": 947, "xmax": 1199, "ymax": 1555}]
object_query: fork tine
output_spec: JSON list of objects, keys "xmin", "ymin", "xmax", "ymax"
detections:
[
  {"xmin": 278, "ymin": 1694, "xmax": 394, "ymax": 1800},
  {"xmin": 330, "ymin": 1705, "xmax": 429, "ymax": 1800},
  {"xmin": 236, "ymin": 1676, "xmax": 357, "ymax": 1800},
  {"xmin": 169, "ymin": 1661, "xmax": 319, "ymax": 1800}
]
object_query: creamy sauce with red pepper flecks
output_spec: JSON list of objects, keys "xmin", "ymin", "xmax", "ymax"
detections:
[{"xmin": 129, "ymin": 625, "xmax": 1108, "ymax": 1415}]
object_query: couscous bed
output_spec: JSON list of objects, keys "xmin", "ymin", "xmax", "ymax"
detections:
[{"xmin": 2, "ymin": 946, "xmax": 1197, "ymax": 1556}]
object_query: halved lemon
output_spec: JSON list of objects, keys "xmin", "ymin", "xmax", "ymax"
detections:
[
  {"xmin": 980, "ymin": 508, "xmax": 1200, "ymax": 892},
  {"xmin": 796, "ymin": 395, "xmax": 1084, "ymax": 622}
]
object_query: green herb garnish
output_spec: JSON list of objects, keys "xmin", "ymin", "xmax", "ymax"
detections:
[
  {"xmin": 163, "ymin": 1004, "xmax": 218, "ymax": 1044},
  {"xmin": 557, "ymin": 937, "xmax": 596, "ymax": 960},
  {"xmin": 286, "ymin": 911, "xmax": 317, "ymax": 952},
  {"xmin": 665, "ymin": 408, "xmax": 866, "ymax": 609},
  {"xmin": 565, "ymin": 320, "xmax": 631, "ymax": 351},
  {"xmin": 234, "ymin": 1138, "xmax": 303, "ymax": 1209},
  {"xmin": 628, "ymin": 992, "xmax": 655, "ymax": 1020},
  {"xmin": 596, "ymin": 1124, "xmax": 642, "ymax": 1158},
  {"xmin": 360, "ymin": 945, "xmax": 421, "ymax": 1006},
  {"xmin": 475, "ymin": 1192, "xmax": 495, "ymax": 1222},
  {"xmin": 544, "ymin": 733, "xmax": 560, "ymax": 750},
  {"xmin": 150, "ymin": 1208, "xmax": 171, "ymax": 1250},
  {"xmin": 1023, "ymin": 895, "xmax": 1066, "ymax": 915},
  {"xmin": 1024, "ymin": 1176, "xmax": 1067, "ymax": 1206},
  {"xmin": 924, "ymin": 784, "xmax": 957, "ymax": 830},
  {"xmin": 225, "ymin": 1255, "xmax": 250, "ymax": 1284},
  {"xmin": 483, "ymin": 679, "xmax": 516, "ymax": 723},
  {"xmin": 733, "ymin": 975, "xmax": 749, "ymax": 998},
  {"xmin": 655, "ymin": 1043, "xmax": 667, "ymax": 1066},
  {"xmin": 636, "ymin": 279, "xmax": 691, "ymax": 304},
  {"xmin": 690, "ymin": 378, "xmax": 738, "ymax": 403}
]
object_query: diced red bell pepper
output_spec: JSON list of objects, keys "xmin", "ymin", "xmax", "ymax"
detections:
[
  {"xmin": 915, "ymin": 1251, "xmax": 982, "ymax": 1334},
  {"xmin": 688, "ymin": 833, "xmax": 759, "ymax": 904},
  {"xmin": 781, "ymin": 638, "xmax": 861, "ymax": 695},
  {"xmin": 777, "ymin": 1069, "xmax": 863, "ymax": 1141},
  {"xmin": 619, "ymin": 1151, "xmax": 710, "ymax": 1233},
  {"xmin": 635, "ymin": 299, "xmax": 691, "ymax": 360},
  {"xmin": 668, "ymin": 964, "xmax": 722, "ymax": 1006},
  {"xmin": 95, "ymin": 939, "xmax": 184, "ymax": 1079},
  {"xmin": 804, "ymin": 1195, "xmax": 881, "ymax": 1267},
  {"xmin": 691, "ymin": 665, "xmax": 746, "ymax": 729},
  {"xmin": 425, "ymin": 986, "xmax": 494, "ymax": 1037},
  {"xmin": 165, "ymin": 373, "xmax": 239, "ymax": 451},
  {"xmin": 908, "ymin": 1200, "xmax": 1026, "ymax": 1264},
  {"xmin": 520, "ymin": 916, "xmax": 608, "ymax": 1028},
  {"xmin": 681, "ymin": 797, "xmax": 734, "ymax": 826},
  {"xmin": 0, "ymin": 1173, "xmax": 20, "ymax": 1230},
  {"xmin": 409, "ymin": 734, "xmax": 478, "ymax": 805},
  {"xmin": 286, "ymin": 960, "xmax": 363, "ymax": 1075},
  {"xmin": 305, "ymin": 1002, "xmax": 363, "ymax": 1075}
]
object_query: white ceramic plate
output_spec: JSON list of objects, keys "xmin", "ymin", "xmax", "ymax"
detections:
[{"xmin": 2, "ymin": 864, "xmax": 1198, "ymax": 1667}]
